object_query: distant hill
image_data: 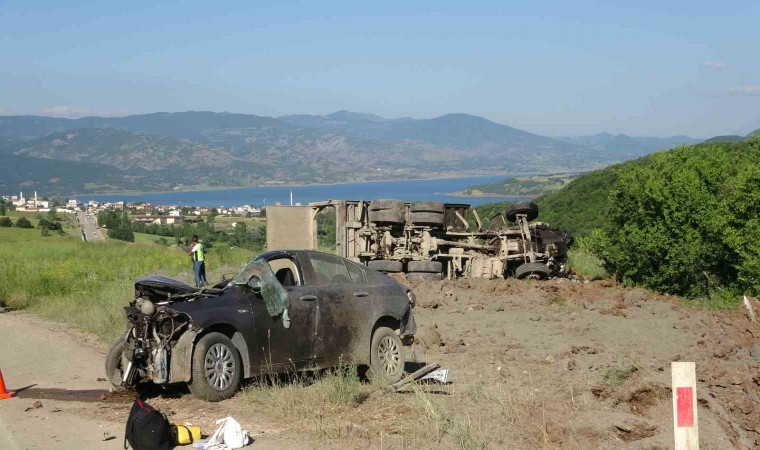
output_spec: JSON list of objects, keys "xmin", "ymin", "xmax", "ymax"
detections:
[
  {"xmin": 704, "ymin": 135, "xmax": 746, "ymax": 143},
  {"xmin": 558, "ymin": 133, "xmax": 701, "ymax": 160},
  {"xmin": 0, "ymin": 110, "xmax": 700, "ymax": 195}
]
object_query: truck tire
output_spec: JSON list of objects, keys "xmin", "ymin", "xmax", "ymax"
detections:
[
  {"xmin": 506, "ymin": 202, "xmax": 539, "ymax": 222},
  {"xmin": 105, "ymin": 335, "xmax": 127, "ymax": 391},
  {"xmin": 514, "ymin": 262, "xmax": 551, "ymax": 280},
  {"xmin": 368, "ymin": 326, "xmax": 405, "ymax": 384},
  {"xmin": 369, "ymin": 199, "xmax": 405, "ymax": 211},
  {"xmin": 410, "ymin": 201, "xmax": 445, "ymax": 213},
  {"xmin": 369, "ymin": 208, "xmax": 405, "ymax": 224},
  {"xmin": 410, "ymin": 211, "xmax": 444, "ymax": 226},
  {"xmin": 188, "ymin": 332, "xmax": 242, "ymax": 402},
  {"xmin": 406, "ymin": 272, "xmax": 444, "ymax": 282},
  {"xmin": 368, "ymin": 259, "xmax": 404, "ymax": 273},
  {"xmin": 407, "ymin": 260, "xmax": 443, "ymax": 273}
]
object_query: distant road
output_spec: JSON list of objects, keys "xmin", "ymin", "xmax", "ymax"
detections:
[{"xmin": 77, "ymin": 211, "xmax": 104, "ymax": 242}]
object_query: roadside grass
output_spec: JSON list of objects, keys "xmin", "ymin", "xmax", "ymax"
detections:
[
  {"xmin": 0, "ymin": 227, "xmax": 251, "ymax": 341},
  {"xmin": 134, "ymin": 232, "xmax": 171, "ymax": 245},
  {"xmin": 567, "ymin": 247, "xmax": 607, "ymax": 281},
  {"xmin": 242, "ymin": 362, "xmax": 554, "ymax": 449}
]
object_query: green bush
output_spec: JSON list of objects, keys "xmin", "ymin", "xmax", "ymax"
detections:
[
  {"xmin": 596, "ymin": 139, "xmax": 760, "ymax": 298},
  {"xmin": 14, "ymin": 217, "xmax": 33, "ymax": 228},
  {"xmin": 0, "ymin": 217, "xmax": 12, "ymax": 227}
]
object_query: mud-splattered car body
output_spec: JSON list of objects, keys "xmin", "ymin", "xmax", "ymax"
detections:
[{"xmin": 107, "ymin": 250, "xmax": 417, "ymax": 401}]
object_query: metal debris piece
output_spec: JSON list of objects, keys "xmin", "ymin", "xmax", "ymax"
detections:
[
  {"xmin": 389, "ymin": 363, "xmax": 441, "ymax": 392},
  {"xmin": 421, "ymin": 368, "xmax": 450, "ymax": 384}
]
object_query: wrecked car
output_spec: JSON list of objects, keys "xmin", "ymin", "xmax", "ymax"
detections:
[{"xmin": 105, "ymin": 250, "xmax": 417, "ymax": 401}]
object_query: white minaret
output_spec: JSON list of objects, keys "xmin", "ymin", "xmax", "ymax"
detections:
[
  {"xmin": 290, "ymin": 191, "xmax": 293, "ymax": 206},
  {"xmin": 34, "ymin": 191, "xmax": 38, "ymax": 207}
]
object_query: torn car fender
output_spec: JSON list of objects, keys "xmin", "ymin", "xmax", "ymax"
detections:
[{"xmin": 169, "ymin": 329, "xmax": 198, "ymax": 383}]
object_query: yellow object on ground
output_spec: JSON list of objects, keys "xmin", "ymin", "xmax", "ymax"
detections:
[{"xmin": 173, "ymin": 423, "xmax": 201, "ymax": 445}]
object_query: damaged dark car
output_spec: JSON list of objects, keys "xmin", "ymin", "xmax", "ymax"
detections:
[{"xmin": 105, "ymin": 250, "xmax": 417, "ymax": 401}]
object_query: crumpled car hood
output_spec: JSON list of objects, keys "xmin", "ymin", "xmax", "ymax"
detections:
[{"xmin": 135, "ymin": 275, "xmax": 199, "ymax": 301}]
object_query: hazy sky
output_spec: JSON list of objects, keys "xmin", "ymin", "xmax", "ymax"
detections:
[{"xmin": 1, "ymin": 0, "xmax": 759, "ymax": 137}]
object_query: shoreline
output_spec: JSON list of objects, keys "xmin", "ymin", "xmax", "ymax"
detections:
[{"xmin": 74, "ymin": 171, "xmax": 550, "ymax": 198}]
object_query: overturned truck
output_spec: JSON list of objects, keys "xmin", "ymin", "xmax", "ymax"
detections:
[{"xmin": 267, "ymin": 200, "xmax": 569, "ymax": 281}]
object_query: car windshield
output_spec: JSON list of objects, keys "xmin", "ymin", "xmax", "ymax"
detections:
[{"xmin": 232, "ymin": 259, "xmax": 289, "ymax": 318}]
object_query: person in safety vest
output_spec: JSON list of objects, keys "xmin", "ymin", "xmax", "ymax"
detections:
[{"xmin": 188, "ymin": 235, "xmax": 207, "ymax": 287}]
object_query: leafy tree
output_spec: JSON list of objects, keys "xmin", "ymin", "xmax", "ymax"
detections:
[
  {"xmin": 593, "ymin": 140, "xmax": 760, "ymax": 298},
  {"xmin": 0, "ymin": 200, "xmax": 6, "ymax": 216},
  {"xmin": 0, "ymin": 216, "xmax": 12, "ymax": 227},
  {"xmin": 107, "ymin": 212, "xmax": 134, "ymax": 242},
  {"xmin": 14, "ymin": 217, "xmax": 33, "ymax": 229},
  {"xmin": 37, "ymin": 217, "xmax": 63, "ymax": 232}
]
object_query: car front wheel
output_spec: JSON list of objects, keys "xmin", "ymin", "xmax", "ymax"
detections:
[
  {"xmin": 105, "ymin": 335, "xmax": 127, "ymax": 390},
  {"xmin": 369, "ymin": 327, "xmax": 405, "ymax": 384},
  {"xmin": 188, "ymin": 332, "xmax": 242, "ymax": 402}
]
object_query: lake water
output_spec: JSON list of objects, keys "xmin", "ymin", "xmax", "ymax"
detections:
[{"xmin": 77, "ymin": 175, "xmax": 526, "ymax": 207}]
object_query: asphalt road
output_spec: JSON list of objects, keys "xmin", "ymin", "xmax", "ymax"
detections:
[{"xmin": 77, "ymin": 211, "xmax": 104, "ymax": 242}]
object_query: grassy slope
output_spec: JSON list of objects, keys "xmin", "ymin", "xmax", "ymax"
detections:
[{"xmin": 0, "ymin": 227, "xmax": 251, "ymax": 341}]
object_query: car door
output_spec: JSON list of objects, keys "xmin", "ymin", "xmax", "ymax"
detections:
[
  {"xmin": 248, "ymin": 254, "xmax": 319, "ymax": 373},
  {"xmin": 302, "ymin": 252, "xmax": 371, "ymax": 366}
]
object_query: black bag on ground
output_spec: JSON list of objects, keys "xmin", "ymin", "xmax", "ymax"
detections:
[{"xmin": 124, "ymin": 398, "xmax": 174, "ymax": 450}]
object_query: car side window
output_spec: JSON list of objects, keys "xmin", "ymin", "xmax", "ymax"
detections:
[
  {"xmin": 346, "ymin": 261, "xmax": 365, "ymax": 283},
  {"xmin": 309, "ymin": 253, "xmax": 351, "ymax": 284}
]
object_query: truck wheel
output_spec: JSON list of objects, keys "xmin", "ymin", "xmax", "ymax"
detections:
[
  {"xmin": 407, "ymin": 260, "xmax": 443, "ymax": 273},
  {"xmin": 410, "ymin": 211, "xmax": 444, "ymax": 226},
  {"xmin": 515, "ymin": 262, "xmax": 551, "ymax": 280},
  {"xmin": 368, "ymin": 327, "xmax": 405, "ymax": 384},
  {"xmin": 369, "ymin": 199, "xmax": 405, "ymax": 211},
  {"xmin": 410, "ymin": 201, "xmax": 445, "ymax": 213},
  {"xmin": 368, "ymin": 260, "xmax": 404, "ymax": 273},
  {"xmin": 369, "ymin": 208, "xmax": 405, "ymax": 224},
  {"xmin": 188, "ymin": 332, "xmax": 242, "ymax": 402},
  {"xmin": 506, "ymin": 202, "xmax": 539, "ymax": 222},
  {"xmin": 105, "ymin": 335, "xmax": 127, "ymax": 390},
  {"xmin": 406, "ymin": 272, "xmax": 444, "ymax": 282}
]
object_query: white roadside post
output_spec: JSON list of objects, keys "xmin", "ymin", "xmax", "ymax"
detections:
[{"xmin": 671, "ymin": 362, "xmax": 699, "ymax": 450}]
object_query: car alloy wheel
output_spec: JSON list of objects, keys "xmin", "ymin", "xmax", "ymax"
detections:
[
  {"xmin": 205, "ymin": 343, "xmax": 236, "ymax": 391},
  {"xmin": 377, "ymin": 335, "xmax": 401, "ymax": 376}
]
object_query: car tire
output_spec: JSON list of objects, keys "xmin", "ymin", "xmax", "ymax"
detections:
[
  {"xmin": 368, "ymin": 208, "xmax": 405, "ymax": 224},
  {"xmin": 410, "ymin": 211, "xmax": 444, "ymax": 226},
  {"xmin": 407, "ymin": 260, "xmax": 443, "ymax": 273},
  {"xmin": 514, "ymin": 262, "xmax": 551, "ymax": 280},
  {"xmin": 410, "ymin": 201, "xmax": 445, "ymax": 213},
  {"xmin": 188, "ymin": 332, "xmax": 242, "ymax": 402},
  {"xmin": 367, "ymin": 259, "xmax": 404, "ymax": 273},
  {"xmin": 505, "ymin": 202, "xmax": 539, "ymax": 222},
  {"xmin": 405, "ymin": 272, "xmax": 444, "ymax": 282},
  {"xmin": 105, "ymin": 335, "xmax": 127, "ymax": 391},
  {"xmin": 368, "ymin": 327, "xmax": 405, "ymax": 384}
]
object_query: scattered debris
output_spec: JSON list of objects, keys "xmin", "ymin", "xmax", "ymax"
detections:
[
  {"xmin": 390, "ymin": 363, "xmax": 441, "ymax": 392},
  {"xmin": 744, "ymin": 295, "xmax": 757, "ymax": 322}
]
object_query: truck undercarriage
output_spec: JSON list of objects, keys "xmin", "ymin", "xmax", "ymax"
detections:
[{"xmin": 266, "ymin": 200, "xmax": 569, "ymax": 280}]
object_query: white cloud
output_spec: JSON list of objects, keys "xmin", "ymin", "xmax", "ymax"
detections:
[
  {"xmin": 40, "ymin": 106, "xmax": 91, "ymax": 117},
  {"xmin": 728, "ymin": 85, "xmax": 760, "ymax": 96},
  {"xmin": 702, "ymin": 60, "xmax": 727, "ymax": 70}
]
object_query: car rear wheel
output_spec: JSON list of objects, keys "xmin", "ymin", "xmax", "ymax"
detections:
[
  {"xmin": 188, "ymin": 332, "xmax": 242, "ymax": 402},
  {"xmin": 368, "ymin": 327, "xmax": 405, "ymax": 384},
  {"xmin": 105, "ymin": 335, "xmax": 127, "ymax": 391}
]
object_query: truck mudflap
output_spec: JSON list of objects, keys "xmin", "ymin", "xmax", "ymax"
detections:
[{"xmin": 169, "ymin": 329, "xmax": 198, "ymax": 383}]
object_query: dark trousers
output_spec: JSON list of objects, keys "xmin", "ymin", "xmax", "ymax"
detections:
[{"xmin": 193, "ymin": 261, "xmax": 207, "ymax": 287}]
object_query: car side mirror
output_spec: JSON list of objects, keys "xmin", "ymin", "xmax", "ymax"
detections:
[{"xmin": 247, "ymin": 275, "xmax": 262, "ymax": 293}]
